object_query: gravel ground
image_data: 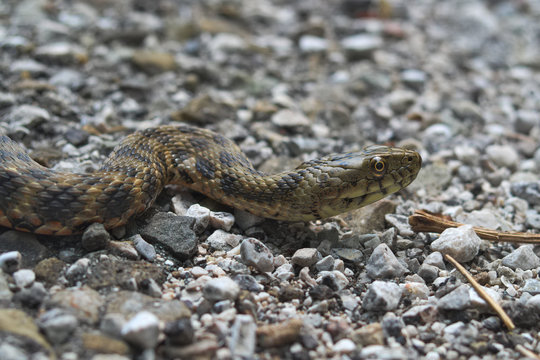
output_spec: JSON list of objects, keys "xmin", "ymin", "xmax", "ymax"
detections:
[{"xmin": 1, "ymin": 0, "xmax": 540, "ymax": 359}]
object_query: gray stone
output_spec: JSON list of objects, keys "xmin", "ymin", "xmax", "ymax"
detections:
[
  {"xmin": 81, "ymin": 223, "xmax": 110, "ymax": 251},
  {"xmin": 511, "ymin": 182, "xmax": 540, "ymax": 206},
  {"xmin": 384, "ymin": 214, "xmax": 414, "ymax": 237},
  {"xmin": 131, "ymin": 235, "xmax": 157, "ymax": 262},
  {"xmin": 50, "ymin": 69, "xmax": 85, "ymax": 90},
  {"xmin": 185, "ymin": 204, "xmax": 210, "ymax": 234},
  {"xmin": 341, "ymin": 34, "xmax": 382, "ymax": 60},
  {"xmin": 362, "ymin": 281, "xmax": 402, "ymax": 311},
  {"xmin": 366, "ymin": 244, "xmax": 407, "ymax": 279},
  {"xmin": 274, "ymin": 264, "xmax": 294, "ymax": 281},
  {"xmin": 209, "ymin": 211, "xmax": 235, "ymax": 231},
  {"xmin": 12, "ymin": 269, "xmax": 35, "ymax": 288},
  {"xmin": 13, "ymin": 281, "xmax": 47, "ymax": 308},
  {"xmin": 101, "ymin": 313, "xmax": 126, "ymax": 338},
  {"xmin": 299, "ymin": 35, "xmax": 328, "ymax": 53},
  {"xmin": 0, "ymin": 92, "xmax": 16, "ymax": 109},
  {"xmin": 317, "ymin": 271, "xmax": 349, "ymax": 291},
  {"xmin": 271, "ymin": 109, "xmax": 311, "ymax": 128},
  {"xmin": 423, "ymin": 252, "xmax": 445, "ymax": 269},
  {"xmin": 234, "ymin": 209, "xmax": 264, "ymax": 230},
  {"xmin": 315, "ymin": 255, "xmax": 335, "ymax": 272},
  {"xmin": 0, "ymin": 251, "xmax": 22, "ymax": 274},
  {"xmin": 8, "ymin": 105, "xmax": 50, "ymax": 128},
  {"xmin": 229, "ymin": 314, "xmax": 256, "ymax": 358},
  {"xmin": 437, "ymin": 284, "xmax": 470, "ymax": 310},
  {"xmin": 526, "ymin": 294, "xmax": 540, "ymax": 311},
  {"xmin": 486, "ymin": 145, "xmax": 519, "ymax": 169},
  {"xmin": 35, "ymin": 41, "xmax": 87, "ymax": 64},
  {"xmin": 140, "ymin": 213, "xmax": 197, "ymax": 260},
  {"xmin": 0, "ymin": 343, "xmax": 27, "ymax": 360},
  {"xmin": 38, "ymin": 308, "xmax": 78, "ymax": 344},
  {"xmin": 10, "ymin": 59, "xmax": 47, "ymax": 75},
  {"xmin": 121, "ymin": 311, "xmax": 160, "ymax": 349},
  {"xmin": 65, "ymin": 258, "xmax": 90, "ymax": 282},
  {"xmin": 206, "ymin": 230, "xmax": 242, "ymax": 251},
  {"xmin": 240, "ymin": 238, "xmax": 274, "ymax": 273},
  {"xmin": 522, "ymin": 278, "xmax": 540, "ymax": 295},
  {"xmin": 430, "ymin": 225, "xmax": 481, "ymax": 262},
  {"xmin": 417, "ymin": 263, "xmax": 439, "ymax": 283},
  {"xmin": 164, "ymin": 318, "xmax": 194, "ymax": 346},
  {"xmin": 401, "ymin": 69, "xmax": 427, "ymax": 89},
  {"xmin": 526, "ymin": 210, "xmax": 540, "ymax": 230},
  {"xmin": 501, "ymin": 245, "xmax": 540, "ymax": 270},
  {"xmin": 333, "ymin": 248, "xmax": 364, "ymax": 263},
  {"xmin": 387, "ymin": 90, "xmax": 416, "ymax": 114},
  {"xmin": 203, "ymin": 277, "xmax": 240, "ymax": 302},
  {"xmin": 291, "ymin": 248, "xmax": 322, "ymax": 268},
  {"xmin": 515, "ymin": 109, "xmax": 539, "ymax": 134},
  {"xmin": 402, "ymin": 305, "xmax": 437, "ymax": 325}
]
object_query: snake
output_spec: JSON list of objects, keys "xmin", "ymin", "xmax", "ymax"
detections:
[{"xmin": 0, "ymin": 125, "xmax": 421, "ymax": 235}]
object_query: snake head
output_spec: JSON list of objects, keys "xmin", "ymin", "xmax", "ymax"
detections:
[{"xmin": 312, "ymin": 145, "xmax": 422, "ymax": 218}]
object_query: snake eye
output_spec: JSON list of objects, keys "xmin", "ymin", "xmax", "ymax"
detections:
[{"xmin": 371, "ymin": 157, "xmax": 385, "ymax": 174}]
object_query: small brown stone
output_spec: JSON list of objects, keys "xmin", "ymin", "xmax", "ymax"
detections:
[
  {"xmin": 34, "ymin": 257, "xmax": 66, "ymax": 285},
  {"xmin": 257, "ymin": 318, "xmax": 303, "ymax": 348},
  {"xmin": 351, "ymin": 323, "xmax": 385, "ymax": 346},
  {"xmin": 82, "ymin": 332, "xmax": 130, "ymax": 355}
]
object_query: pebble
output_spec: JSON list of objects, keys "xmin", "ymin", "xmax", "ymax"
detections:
[
  {"xmin": 511, "ymin": 182, "xmax": 540, "ymax": 206},
  {"xmin": 274, "ymin": 263, "xmax": 294, "ymax": 281},
  {"xmin": 401, "ymin": 69, "xmax": 427, "ymax": 89},
  {"xmin": 234, "ymin": 210, "xmax": 264, "ymax": 230},
  {"xmin": 8, "ymin": 105, "xmax": 50, "ymax": 128},
  {"xmin": 12, "ymin": 268, "xmax": 35, "ymax": 288},
  {"xmin": 316, "ymin": 270, "xmax": 349, "ymax": 291},
  {"xmin": 65, "ymin": 258, "xmax": 90, "ymax": 282},
  {"xmin": 423, "ymin": 252, "xmax": 446, "ymax": 269},
  {"xmin": 362, "ymin": 281, "xmax": 402, "ymax": 311},
  {"xmin": 417, "ymin": 263, "xmax": 439, "ymax": 283},
  {"xmin": 501, "ymin": 245, "xmax": 540, "ymax": 270},
  {"xmin": 240, "ymin": 238, "xmax": 274, "ymax": 273},
  {"xmin": 315, "ymin": 255, "xmax": 335, "ymax": 272},
  {"xmin": 485, "ymin": 145, "xmax": 519, "ymax": 169},
  {"xmin": 515, "ymin": 109, "xmax": 539, "ymax": 134},
  {"xmin": 131, "ymin": 235, "xmax": 156, "ymax": 262},
  {"xmin": 291, "ymin": 248, "xmax": 321, "ymax": 268},
  {"xmin": 209, "ymin": 211, "xmax": 235, "ymax": 231},
  {"xmin": 271, "ymin": 109, "xmax": 311, "ymax": 128},
  {"xmin": 366, "ymin": 244, "xmax": 407, "ymax": 279},
  {"xmin": 437, "ymin": 284, "xmax": 470, "ymax": 310},
  {"xmin": 430, "ymin": 225, "xmax": 481, "ymax": 262},
  {"xmin": 38, "ymin": 308, "xmax": 78, "ymax": 344},
  {"xmin": 229, "ymin": 315, "xmax": 256, "ymax": 358},
  {"xmin": 206, "ymin": 230, "xmax": 242, "ymax": 251},
  {"xmin": 384, "ymin": 214, "xmax": 415, "ymax": 237},
  {"xmin": 0, "ymin": 251, "xmax": 22, "ymax": 274},
  {"xmin": 341, "ymin": 34, "xmax": 382, "ymax": 60},
  {"xmin": 164, "ymin": 318, "xmax": 194, "ymax": 346},
  {"xmin": 333, "ymin": 338, "xmax": 356, "ymax": 353},
  {"xmin": 203, "ymin": 277, "xmax": 240, "ymax": 302},
  {"xmin": 185, "ymin": 204, "xmax": 211, "ymax": 234},
  {"xmin": 299, "ymin": 35, "xmax": 328, "ymax": 53},
  {"xmin": 140, "ymin": 213, "xmax": 197, "ymax": 259},
  {"xmin": 521, "ymin": 278, "xmax": 540, "ymax": 295},
  {"xmin": 81, "ymin": 223, "xmax": 110, "ymax": 251},
  {"xmin": 121, "ymin": 311, "xmax": 160, "ymax": 349}
]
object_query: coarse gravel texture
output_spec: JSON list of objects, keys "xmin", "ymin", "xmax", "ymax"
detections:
[{"xmin": 1, "ymin": 0, "xmax": 540, "ymax": 359}]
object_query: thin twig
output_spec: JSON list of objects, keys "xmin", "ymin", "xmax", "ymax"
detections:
[
  {"xmin": 516, "ymin": 345, "xmax": 540, "ymax": 360},
  {"xmin": 444, "ymin": 254, "xmax": 515, "ymax": 330},
  {"xmin": 409, "ymin": 210, "xmax": 540, "ymax": 244}
]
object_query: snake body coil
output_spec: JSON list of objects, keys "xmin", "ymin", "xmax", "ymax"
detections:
[{"xmin": 0, "ymin": 125, "xmax": 421, "ymax": 235}]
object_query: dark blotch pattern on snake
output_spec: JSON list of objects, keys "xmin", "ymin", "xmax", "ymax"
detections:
[{"xmin": 0, "ymin": 125, "xmax": 421, "ymax": 235}]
